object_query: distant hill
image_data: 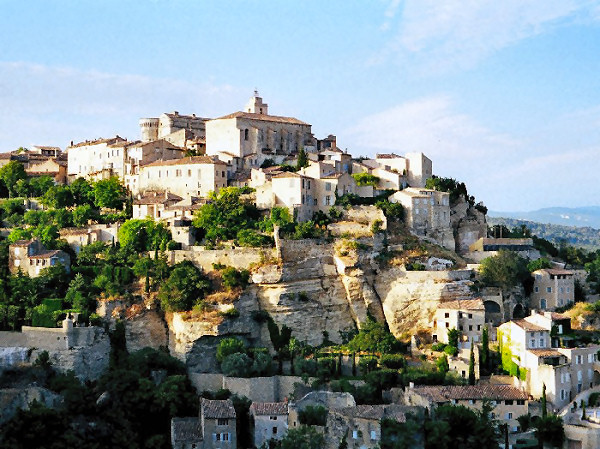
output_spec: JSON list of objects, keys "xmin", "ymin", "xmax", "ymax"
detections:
[
  {"xmin": 487, "ymin": 217, "xmax": 600, "ymax": 250},
  {"xmin": 488, "ymin": 206, "xmax": 600, "ymax": 229}
]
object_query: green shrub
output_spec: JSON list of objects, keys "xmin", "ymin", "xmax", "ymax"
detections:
[
  {"xmin": 221, "ymin": 267, "xmax": 250, "ymax": 290},
  {"xmin": 432, "ymin": 342, "xmax": 447, "ymax": 352},
  {"xmin": 444, "ymin": 345, "xmax": 459, "ymax": 357},
  {"xmin": 216, "ymin": 337, "xmax": 246, "ymax": 363},
  {"xmin": 371, "ymin": 219, "xmax": 383, "ymax": 234},
  {"xmin": 379, "ymin": 353, "xmax": 406, "ymax": 369},
  {"xmin": 298, "ymin": 405, "xmax": 328, "ymax": 426},
  {"xmin": 219, "ymin": 307, "xmax": 240, "ymax": 318},
  {"xmin": 295, "ymin": 357, "xmax": 317, "ymax": 377},
  {"xmin": 359, "ymin": 356, "xmax": 378, "ymax": 374},
  {"xmin": 221, "ymin": 352, "xmax": 252, "ymax": 377},
  {"xmin": 589, "ymin": 392, "xmax": 600, "ymax": 407},
  {"xmin": 236, "ymin": 229, "xmax": 273, "ymax": 247}
]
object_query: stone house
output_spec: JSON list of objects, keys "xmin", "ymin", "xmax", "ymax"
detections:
[
  {"xmin": 498, "ymin": 311, "xmax": 600, "ymax": 409},
  {"xmin": 326, "ymin": 404, "xmax": 417, "ymax": 449},
  {"xmin": 136, "ymin": 156, "xmax": 228, "ymax": 199},
  {"xmin": 26, "ymin": 158, "xmax": 67, "ymax": 184},
  {"xmin": 288, "ymin": 391, "xmax": 355, "ymax": 430},
  {"xmin": 432, "ymin": 299, "xmax": 486, "ymax": 349},
  {"xmin": 9, "ymin": 239, "xmax": 71, "ymax": 277},
  {"xmin": 59, "ymin": 228, "xmax": 102, "ymax": 254},
  {"xmin": 466, "ymin": 237, "xmax": 541, "ymax": 262},
  {"xmin": 405, "ymin": 384, "xmax": 529, "ymax": 432},
  {"xmin": 30, "ymin": 145, "xmax": 62, "ymax": 157},
  {"xmin": 531, "ymin": 268, "xmax": 575, "ymax": 311},
  {"xmin": 388, "ymin": 187, "xmax": 454, "ymax": 249},
  {"xmin": 205, "ymin": 93, "xmax": 314, "ymax": 168},
  {"xmin": 249, "ymin": 401, "xmax": 288, "ymax": 448},
  {"xmin": 139, "ymin": 111, "xmax": 209, "ymax": 144},
  {"xmin": 171, "ymin": 398, "xmax": 237, "ymax": 449},
  {"xmin": 132, "ymin": 191, "xmax": 184, "ymax": 220},
  {"xmin": 66, "ymin": 136, "xmax": 129, "ymax": 181}
]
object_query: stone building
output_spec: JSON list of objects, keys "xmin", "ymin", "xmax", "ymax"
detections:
[
  {"xmin": 59, "ymin": 228, "xmax": 102, "ymax": 254},
  {"xmin": 325, "ymin": 404, "xmax": 418, "ymax": 449},
  {"xmin": 288, "ymin": 391, "xmax": 355, "ymax": 430},
  {"xmin": 205, "ymin": 93, "xmax": 314, "ymax": 169},
  {"xmin": 66, "ymin": 136, "xmax": 129, "ymax": 181},
  {"xmin": 171, "ymin": 398, "xmax": 237, "ymax": 449},
  {"xmin": 498, "ymin": 311, "xmax": 600, "ymax": 409},
  {"xmin": 531, "ymin": 268, "xmax": 575, "ymax": 311},
  {"xmin": 466, "ymin": 237, "xmax": 541, "ymax": 262},
  {"xmin": 405, "ymin": 384, "xmax": 529, "ymax": 432},
  {"xmin": 139, "ymin": 111, "xmax": 209, "ymax": 144},
  {"xmin": 388, "ymin": 187, "xmax": 454, "ymax": 249},
  {"xmin": 249, "ymin": 401, "xmax": 288, "ymax": 448},
  {"xmin": 9, "ymin": 239, "xmax": 70, "ymax": 277},
  {"xmin": 132, "ymin": 191, "xmax": 184, "ymax": 220},
  {"xmin": 432, "ymin": 299, "xmax": 485, "ymax": 348},
  {"xmin": 30, "ymin": 145, "xmax": 62, "ymax": 157},
  {"xmin": 26, "ymin": 158, "xmax": 67, "ymax": 184},
  {"xmin": 135, "ymin": 156, "xmax": 228, "ymax": 199}
]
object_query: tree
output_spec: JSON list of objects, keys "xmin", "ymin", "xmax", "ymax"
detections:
[
  {"xmin": 447, "ymin": 328, "xmax": 460, "ymax": 350},
  {"xmin": 347, "ymin": 318, "xmax": 402, "ymax": 354},
  {"xmin": 41, "ymin": 185, "xmax": 74, "ymax": 209},
  {"xmin": 534, "ymin": 414, "xmax": 565, "ymax": 449},
  {"xmin": 352, "ymin": 173, "xmax": 380, "ymax": 187},
  {"xmin": 158, "ymin": 261, "xmax": 211, "ymax": 312},
  {"xmin": 69, "ymin": 177, "xmax": 94, "ymax": 205},
  {"xmin": 542, "ymin": 383, "xmax": 548, "ymax": 418},
  {"xmin": 278, "ymin": 426, "xmax": 325, "ymax": 449},
  {"xmin": 480, "ymin": 250, "xmax": 530, "ymax": 290},
  {"xmin": 133, "ymin": 255, "xmax": 154, "ymax": 293},
  {"xmin": 436, "ymin": 354, "xmax": 449, "ymax": 374},
  {"xmin": 92, "ymin": 176, "xmax": 126, "ymax": 209},
  {"xmin": 118, "ymin": 219, "xmax": 171, "ymax": 252},
  {"xmin": 480, "ymin": 326, "xmax": 489, "ymax": 374},
  {"xmin": 28, "ymin": 176, "xmax": 55, "ymax": 198},
  {"xmin": 193, "ymin": 187, "xmax": 259, "ymax": 242},
  {"xmin": 0, "ymin": 161, "xmax": 27, "ymax": 197},
  {"xmin": 221, "ymin": 352, "xmax": 253, "ymax": 377},
  {"xmin": 72, "ymin": 204, "xmax": 98, "ymax": 227},
  {"xmin": 468, "ymin": 344, "xmax": 475, "ymax": 385},
  {"xmin": 216, "ymin": 337, "xmax": 246, "ymax": 363},
  {"xmin": 296, "ymin": 147, "xmax": 309, "ymax": 170},
  {"xmin": 527, "ymin": 257, "xmax": 552, "ymax": 272}
]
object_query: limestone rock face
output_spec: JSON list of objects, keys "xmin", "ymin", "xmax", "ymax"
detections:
[
  {"xmin": 0, "ymin": 387, "xmax": 63, "ymax": 425},
  {"xmin": 125, "ymin": 309, "xmax": 169, "ymax": 353},
  {"xmin": 375, "ymin": 268, "xmax": 474, "ymax": 337},
  {"xmin": 450, "ymin": 197, "xmax": 487, "ymax": 253},
  {"xmin": 30, "ymin": 327, "xmax": 110, "ymax": 381}
]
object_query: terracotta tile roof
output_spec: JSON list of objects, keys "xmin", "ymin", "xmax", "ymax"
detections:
[
  {"xmin": 60, "ymin": 228, "xmax": 94, "ymax": 236},
  {"xmin": 528, "ymin": 349, "xmax": 564, "ymax": 357},
  {"xmin": 335, "ymin": 404, "xmax": 406, "ymax": 422},
  {"xmin": 143, "ymin": 156, "xmax": 224, "ymax": 168},
  {"xmin": 513, "ymin": 319, "xmax": 547, "ymax": 331},
  {"xmin": 29, "ymin": 250, "xmax": 63, "ymax": 259},
  {"xmin": 321, "ymin": 172, "xmax": 344, "ymax": 179},
  {"xmin": 68, "ymin": 136, "xmax": 126, "ymax": 148},
  {"xmin": 273, "ymin": 172, "xmax": 303, "ymax": 179},
  {"xmin": 171, "ymin": 417, "xmax": 202, "ymax": 443},
  {"xmin": 133, "ymin": 191, "xmax": 183, "ymax": 205},
  {"xmin": 250, "ymin": 402, "xmax": 288, "ymax": 416},
  {"xmin": 201, "ymin": 399, "xmax": 236, "ymax": 419},
  {"xmin": 411, "ymin": 385, "xmax": 528, "ymax": 402},
  {"xmin": 438, "ymin": 299, "xmax": 485, "ymax": 311},
  {"xmin": 213, "ymin": 111, "xmax": 310, "ymax": 126},
  {"xmin": 163, "ymin": 112, "xmax": 209, "ymax": 121},
  {"xmin": 551, "ymin": 312, "xmax": 570, "ymax": 321},
  {"xmin": 376, "ymin": 153, "xmax": 402, "ymax": 159},
  {"xmin": 542, "ymin": 269, "xmax": 574, "ymax": 276},
  {"xmin": 11, "ymin": 240, "xmax": 33, "ymax": 247},
  {"xmin": 0, "ymin": 152, "xmax": 13, "ymax": 159}
]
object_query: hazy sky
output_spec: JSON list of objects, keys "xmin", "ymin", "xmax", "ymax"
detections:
[{"xmin": 1, "ymin": 0, "xmax": 599, "ymax": 211}]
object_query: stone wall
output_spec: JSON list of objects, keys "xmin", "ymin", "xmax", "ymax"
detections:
[
  {"xmin": 0, "ymin": 387, "xmax": 63, "ymax": 425},
  {"xmin": 166, "ymin": 247, "xmax": 273, "ymax": 272},
  {"xmin": 188, "ymin": 374, "xmax": 305, "ymax": 402}
]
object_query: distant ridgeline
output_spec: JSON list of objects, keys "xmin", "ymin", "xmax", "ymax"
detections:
[{"xmin": 487, "ymin": 217, "xmax": 600, "ymax": 250}]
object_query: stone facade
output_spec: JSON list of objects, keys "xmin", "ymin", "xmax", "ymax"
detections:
[
  {"xmin": 249, "ymin": 402, "xmax": 288, "ymax": 448},
  {"xmin": 531, "ymin": 268, "xmax": 575, "ymax": 311},
  {"xmin": 140, "ymin": 111, "xmax": 208, "ymax": 144},
  {"xmin": 432, "ymin": 298, "xmax": 485, "ymax": 348},
  {"xmin": 171, "ymin": 399, "xmax": 237, "ymax": 449},
  {"xmin": 135, "ymin": 156, "xmax": 228, "ymax": 199},
  {"xmin": 9, "ymin": 239, "xmax": 70, "ymax": 277}
]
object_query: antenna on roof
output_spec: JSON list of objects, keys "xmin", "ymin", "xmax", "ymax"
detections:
[{"xmin": 254, "ymin": 88, "xmax": 259, "ymax": 97}]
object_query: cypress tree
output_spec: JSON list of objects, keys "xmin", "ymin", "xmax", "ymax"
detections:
[{"xmin": 468, "ymin": 343, "xmax": 476, "ymax": 385}]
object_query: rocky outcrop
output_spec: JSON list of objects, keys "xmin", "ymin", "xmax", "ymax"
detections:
[
  {"xmin": 0, "ymin": 387, "xmax": 63, "ymax": 425},
  {"xmin": 450, "ymin": 197, "xmax": 487, "ymax": 253},
  {"xmin": 125, "ymin": 308, "xmax": 169, "ymax": 353}
]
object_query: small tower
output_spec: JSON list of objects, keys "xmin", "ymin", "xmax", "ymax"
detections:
[{"xmin": 245, "ymin": 90, "xmax": 268, "ymax": 115}]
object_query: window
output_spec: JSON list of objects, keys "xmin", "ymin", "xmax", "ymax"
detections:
[
  {"xmin": 458, "ymin": 312, "xmax": 463, "ymax": 318},
  {"xmin": 530, "ymin": 339, "xmax": 536, "ymax": 348},
  {"xmin": 539, "ymin": 338, "xmax": 545, "ymax": 347},
  {"xmin": 176, "ymin": 169, "xmax": 181, "ymax": 177},
  {"xmin": 459, "ymin": 325, "xmax": 463, "ymax": 331},
  {"xmin": 444, "ymin": 313, "xmax": 450, "ymax": 318},
  {"xmin": 244, "ymin": 129, "xmax": 249, "ymax": 140},
  {"xmin": 535, "ymin": 287, "xmax": 539, "ymax": 293},
  {"xmin": 222, "ymin": 171, "xmax": 225, "ymax": 177},
  {"xmin": 445, "ymin": 322, "xmax": 449, "ymax": 328},
  {"xmin": 505, "ymin": 400, "xmax": 513, "ymax": 405},
  {"xmin": 188, "ymin": 169, "xmax": 192, "ymax": 177},
  {"xmin": 352, "ymin": 430, "xmax": 358, "ymax": 439},
  {"xmin": 273, "ymin": 427, "xmax": 278, "ymax": 435},
  {"xmin": 540, "ymin": 299, "xmax": 547, "ymax": 310},
  {"xmin": 325, "ymin": 182, "xmax": 331, "ymax": 191},
  {"xmin": 547, "ymin": 287, "xmax": 552, "ymax": 293},
  {"xmin": 270, "ymin": 416, "xmax": 277, "ymax": 420},
  {"xmin": 469, "ymin": 325, "xmax": 473, "ymax": 331},
  {"xmin": 370, "ymin": 430, "xmax": 377, "ymax": 440},
  {"xmin": 468, "ymin": 314, "xmax": 473, "ymax": 319},
  {"xmin": 217, "ymin": 418, "xmax": 228, "ymax": 426},
  {"xmin": 326, "ymin": 196, "xmax": 331, "ymax": 205},
  {"xmin": 477, "ymin": 325, "xmax": 481, "ymax": 331},
  {"xmin": 506, "ymin": 412, "xmax": 513, "ymax": 419},
  {"xmin": 517, "ymin": 400, "xmax": 525, "ymax": 405},
  {"xmin": 567, "ymin": 287, "xmax": 571, "ymax": 293},
  {"xmin": 307, "ymin": 180, "xmax": 311, "ymax": 189}
]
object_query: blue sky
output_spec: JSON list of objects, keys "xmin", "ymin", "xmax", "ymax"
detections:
[{"xmin": 1, "ymin": 0, "xmax": 600, "ymax": 211}]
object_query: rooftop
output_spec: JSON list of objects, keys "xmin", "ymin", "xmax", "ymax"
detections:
[
  {"xmin": 143, "ymin": 156, "xmax": 224, "ymax": 168},
  {"xmin": 376, "ymin": 153, "xmax": 403, "ymax": 159},
  {"xmin": 212, "ymin": 111, "xmax": 310, "ymax": 126},
  {"xmin": 250, "ymin": 402, "xmax": 288, "ymax": 416},
  {"xmin": 171, "ymin": 417, "xmax": 202, "ymax": 443},
  {"xmin": 133, "ymin": 191, "xmax": 183, "ymax": 205},
  {"xmin": 512, "ymin": 319, "xmax": 547, "ymax": 332},
  {"xmin": 29, "ymin": 250, "xmax": 63, "ymax": 259},
  {"xmin": 411, "ymin": 385, "xmax": 528, "ymax": 402},
  {"xmin": 334, "ymin": 404, "xmax": 407, "ymax": 422},
  {"xmin": 438, "ymin": 299, "xmax": 485, "ymax": 311},
  {"xmin": 201, "ymin": 398, "xmax": 236, "ymax": 419},
  {"xmin": 68, "ymin": 136, "xmax": 126, "ymax": 148},
  {"xmin": 11, "ymin": 239, "xmax": 34, "ymax": 247},
  {"xmin": 528, "ymin": 349, "xmax": 564, "ymax": 357}
]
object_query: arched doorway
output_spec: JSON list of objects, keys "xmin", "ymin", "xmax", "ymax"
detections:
[
  {"xmin": 484, "ymin": 300, "xmax": 502, "ymax": 326},
  {"xmin": 513, "ymin": 304, "xmax": 525, "ymax": 319}
]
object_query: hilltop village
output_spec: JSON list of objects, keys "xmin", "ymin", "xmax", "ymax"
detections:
[{"xmin": 2, "ymin": 93, "xmax": 600, "ymax": 449}]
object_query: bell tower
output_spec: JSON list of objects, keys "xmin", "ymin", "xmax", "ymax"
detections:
[{"xmin": 245, "ymin": 90, "xmax": 268, "ymax": 115}]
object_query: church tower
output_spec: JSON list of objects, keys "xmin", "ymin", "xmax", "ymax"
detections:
[{"xmin": 244, "ymin": 90, "xmax": 268, "ymax": 115}]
